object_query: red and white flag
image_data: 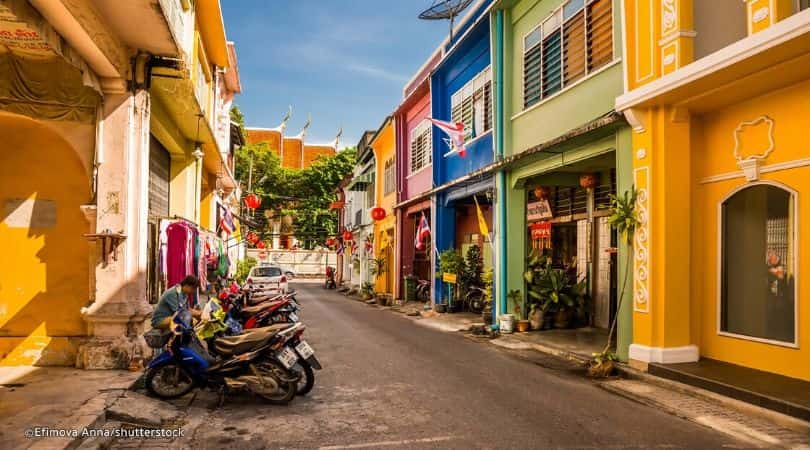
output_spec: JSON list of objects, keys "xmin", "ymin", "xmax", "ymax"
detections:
[
  {"xmin": 428, "ymin": 118, "xmax": 467, "ymax": 158},
  {"xmin": 415, "ymin": 212, "xmax": 431, "ymax": 251}
]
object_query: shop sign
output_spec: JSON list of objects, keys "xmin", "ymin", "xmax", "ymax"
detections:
[
  {"xmin": 527, "ymin": 199, "xmax": 553, "ymax": 222},
  {"xmin": 442, "ymin": 273, "xmax": 457, "ymax": 284},
  {"xmin": 530, "ymin": 221, "xmax": 551, "ymax": 240}
]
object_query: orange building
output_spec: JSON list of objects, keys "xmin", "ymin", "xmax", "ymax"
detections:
[{"xmin": 246, "ymin": 115, "xmax": 340, "ymax": 170}]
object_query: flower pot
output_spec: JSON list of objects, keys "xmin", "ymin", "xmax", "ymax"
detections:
[
  {"xmin": 529, "ymin": 309, "xmax": 543, "ymax": 330},
  {"xmin": 542, "ymin": 314, "xmax": 554, "ymax": 330},
  {"xmin": 482, "ymin": 307, "xmax": 493, "ymax": 326},
  {"xmin": 435, "ymin": 303, "xmax": 447, "ymax": 313},
  {"xmin": 553, "ymin": 309, "xmax": 572, "ymax": 329},
  {"xmin": 516, "ymin": 320, "xmax": 530, "ymax": 333}
]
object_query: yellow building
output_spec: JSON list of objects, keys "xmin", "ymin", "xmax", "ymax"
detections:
[
  {"xmin": 370, "ymin": 117, "xmax": 397, "ymax": 298},
  {"xmin": 617, "ymin": 1, "xmax": 810, "ymax": 381}
]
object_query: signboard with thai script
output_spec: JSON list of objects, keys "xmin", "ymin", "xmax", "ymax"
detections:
[
  {"xmin": 527, "ymin": 199, "xmax": 553, "ymax": 222},
  {"xmin": 530, "ymin": 221, "xmax": 551, "ymax": 240},
  {"xmin": 442, "ymin": 273, "xmax": 457, "ymax": 284}
]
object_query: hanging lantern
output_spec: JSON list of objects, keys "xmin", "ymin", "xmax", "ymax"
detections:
[
  {"xmin": 244, "ymin": 193, "xmax": 261, "ymax": 209},
  {"xmin": 533, "ymin": 186, "xmax": 550, "ymax": 200},
  {"xmin": 326, "ymin": 237, "xmax": 337, "ymax": 247},
  {"xmin": 256, "ymin": 241, "xmax": 266, "ymax": 249},
  {"xmin": 342, "ymin": 230, "xmax": 353, "ymax": 241},
  {"xmin": 579, "ymin": 173, "xmax": 599, "ymax": 191},
  {"xmin": 370, "ymin": 206, "xmax": 386, "ymax": 221},
  {"xmin": 246, "ymin": 231, "xmax": 259, "ymax": 245}
]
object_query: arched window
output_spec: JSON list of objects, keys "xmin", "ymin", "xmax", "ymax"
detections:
[{"xmin": 721, "ymin": 184, "xmax": 796, "ymax": 344}]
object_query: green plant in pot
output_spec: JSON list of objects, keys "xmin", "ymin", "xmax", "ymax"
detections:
[
  {"xmin": 436, "ymin": 249, "xmax": 465, "ymax": 312},
  {"xmin": 524, "ymin": 250, "xmax": 550, "ymax": 330},
  {"xmin": 589, "ymin": 188, "xmax": 639, "ymax": 378},
  {"xmin": 481, "ymin": 268, "xmax": 494, "ymax": 326}
]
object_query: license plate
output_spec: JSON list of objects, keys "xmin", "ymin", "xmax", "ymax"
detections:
[
  {"xmin": 295, "ymin": 341, "xmax": 315, "ymax": 359},
  {"xmin": 276, "ymin": 346, "xmax": 298, "ymax": 369},
  {"xmin": 288, "ymin": 312, "xmax": 299, "ymax": 322}
]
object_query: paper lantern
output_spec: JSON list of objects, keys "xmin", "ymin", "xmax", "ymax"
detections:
[
  {"xmin": 246, "ymin": 232, "xmax": 259, "ymax": 245},
  {"xmin": 244, "ymin": 193, "xmax": 261, "ymax": 209},
  {"xmin": 256, "ymin": 241, "xmax": 266, "ymax": 249},
  {"xmin": 326, "ymin": 237, "xmax": 337, "ymax": 247},
  {"xmin": 533, "ymin": 186, "xmax": 550, "ymax": 200},
  {"xmin": 370, "ymin": 206, "xmax": 386, "ymax": 221},
  {"xmin": 342, "ymin": 230, "xmax": 353, "ymax": 241},
  {"xmin": 579, "ymin": 173, "xmax": 599, "ymax": 191}
]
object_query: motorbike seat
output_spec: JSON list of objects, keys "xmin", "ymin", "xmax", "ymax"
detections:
[
  {"xmin": 241, "ymin": 299, "xmax": 285, "ymax": 315},
  {"xmin": 212, "ymin": 323, "xmax": 294, "ymax": 356}
]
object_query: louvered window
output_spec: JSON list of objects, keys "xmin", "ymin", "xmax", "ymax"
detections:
[
  {"xmin": 450, "ymin": 67, "xmax": 493, "ymax": 142},
  {"xmin": 410, "ymin": 119, "xmax": 432, "ymax": 174},
  {"xmin": 384, "ymin": 158, "xmax": 395, "ymax": 195},
  {"xmin": 524, "ymin": 0, "xmax": 613, "ymax": 109}
]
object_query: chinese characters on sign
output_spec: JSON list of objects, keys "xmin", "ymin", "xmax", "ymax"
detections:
[{"xmin": 530, "ymin": 221, "xmax": 551, "ymax": 240}]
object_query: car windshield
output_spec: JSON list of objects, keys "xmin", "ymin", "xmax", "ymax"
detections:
[{"xmin": 252, "ymin": 267, "xmax": 282, "ymax": 277}]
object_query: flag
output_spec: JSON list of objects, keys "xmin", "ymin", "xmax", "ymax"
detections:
[
  {"xmin": 364, "ymin": 237, "xmax": 373, "ymax": 255},
  {"xmin": 219, "ymin": 205, "xmax": 235, "ymax": 235},
  {"xmin": 415, "ymin": 212, "xmax": 431, "ymax": 251},
  {"xmin": 336, "ymin": 243, "xmax": 345, "ymax": 255},
  {"xmin": 428, "ymin": 118, "xmax": 467, "ymax": 158},
  {"xmin": 350, "ymin": 240, "xmax": 358, "ymax": 255},
  {"xmin": 473, "ymin": 196, "xmax": 490, "ymax": 242}
]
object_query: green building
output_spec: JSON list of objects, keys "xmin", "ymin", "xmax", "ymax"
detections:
[{"xmin": 491, "ymin": 0, "xmax": 633, "ymax": 359}]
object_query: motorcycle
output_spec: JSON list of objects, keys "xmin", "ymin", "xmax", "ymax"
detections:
[
  {"xmin": 324, "ymin": 266, "xmax": 336, "ymax": 290},
  {"xmin": 144, "ymin": 309, "xmax": 301, "ymax": 405}
]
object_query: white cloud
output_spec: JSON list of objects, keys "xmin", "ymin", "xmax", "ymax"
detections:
[{"xmin": 345, "ymin": 63, "xmax": 407, "ymax": 83}]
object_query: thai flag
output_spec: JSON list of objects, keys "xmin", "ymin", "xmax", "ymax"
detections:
[
  {"xmin": 336, "ymin": 243, "xmax": 345, "ymax": 255},
  {"xmin": 415, "ymin": 213, "xmax": 430, "ymax": 251},
  {"xmin": 219, "ymin": 206, "xmax": 235, "ymax": 235},
  {"xmin": 428, "ymin": 118, "xmax": 467, "ymax": 158},
  {"xmin": 364, "ymin": 239, "xmax": 373, "ymax": 255},
  {"xmin": 351, "ymin": 241, "xmax": 358, "ymax": 255}
]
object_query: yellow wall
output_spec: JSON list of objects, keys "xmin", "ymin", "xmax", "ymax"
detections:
[
  {"xmin": 372, "ymin": 119, "xmax": 396, "ymax": 294},
  {"xmin": 0, "ymin": 114, "xmax": 91, "ymax": 365},
  {"xmin": 692, "ymin": 81, "xmax": 810, "ymax": 380}
]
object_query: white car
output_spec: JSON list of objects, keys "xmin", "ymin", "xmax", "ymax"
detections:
[{"xmin": 246, "ymin": 264, "xmax": 289, "ymax": 293}]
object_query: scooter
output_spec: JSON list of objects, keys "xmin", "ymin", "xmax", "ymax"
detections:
[
  {"xmin": 324, "ymin": 267, "xmax": 337, "ymax": 290},
  {"xmin": 145, "ymin": 309, "xmax": 301, "ymax": 405}
]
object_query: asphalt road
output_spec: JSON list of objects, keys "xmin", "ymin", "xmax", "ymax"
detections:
[{"xmin": 175, "ymin": 281, "xmax": 748, "ymax": 450}]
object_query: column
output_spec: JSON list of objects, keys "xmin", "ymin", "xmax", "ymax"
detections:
[
  {"xmin": 659, "ymin": 0, "xmax": 696, "ymax": 76},
  {"xmin": 77, "ymin": 87, "xmax": 153, "ymax": 369},
  {"xmin": 628, "ymin": 105, "xmax": 697, "ymax": 368},
  {"xmin": 745, "ymin": 0, "xmax": 795, "ymax": 35}
]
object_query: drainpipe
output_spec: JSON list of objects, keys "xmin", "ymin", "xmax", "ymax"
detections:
[{"xmin": 494, "ymin": 9, "xmax": 508, "ymax": 320}]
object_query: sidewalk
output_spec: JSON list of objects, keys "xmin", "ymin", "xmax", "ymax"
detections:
[{"xmin": 0, "ymin": 366, "xmax": 141, "ymax": 450}]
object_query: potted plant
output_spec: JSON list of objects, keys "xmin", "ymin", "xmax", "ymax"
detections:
[
  {"xmin": 360, "ymin": 282, "xmax": 374, "ymax": 301},
  {"xmin": 436, "ymin": 249, "xmax": 466, "ymax": 312},
  {"xmin": 589, "ymin": 189, "xmax": 640, "ymax": 378},
  {"xmin": 534, "ymin": 267, "xmax": 588, "ymax": 329},
  {"xmin": 481, "ymin": 268, "xmax": 494, "ymax": 326},
  {"xmin": 524, "ymin": 250, "xmax": 550, "ymax": 330},
  {"xmin": 506, "ymin": 289, "xmax": 529, "ymax": 332}
]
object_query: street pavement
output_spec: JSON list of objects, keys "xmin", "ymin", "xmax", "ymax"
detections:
[{"xmin": 126, "ymin": 281, "xmax": 752, "ymax": 449}]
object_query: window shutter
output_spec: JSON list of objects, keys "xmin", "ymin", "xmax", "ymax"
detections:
[
  {"xmin": 524, "ymin": 39, "xmax": 543, "ymax": 108},
  {"xmin": 542, "ymin": 29, "xmax": 563, "ymax": 97},
  {"xmin": 587, "ymin": 0, "xmax": 613, "ymax": 72},
  {"xmin": 563, "ymin": 10, "xmax": 586, "ymax": 86}
]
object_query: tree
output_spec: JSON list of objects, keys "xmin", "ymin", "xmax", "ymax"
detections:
[{"xmin": 230, "ymin": 104, "xmax": 246, "ymax": 141}]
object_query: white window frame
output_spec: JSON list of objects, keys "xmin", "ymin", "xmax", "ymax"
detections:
[
  {"xmin": 450, "ymin": 66, "xmax": 493, "ymax": 143},
  {"xmin": 715, "ymin": 180, "xmax": 800, "ymax": 348},
  {"xmin": 522, "ymin": 0, "xmax": 615, "ymax": 111},
  {"xmin": 409, "ymin": 119, "xmax": 433, "ymax": 175}
]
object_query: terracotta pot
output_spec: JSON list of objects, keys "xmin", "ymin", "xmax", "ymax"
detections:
[{"xmin": 516, "ymin": 320, "xmax": 531, "ymax": 333}]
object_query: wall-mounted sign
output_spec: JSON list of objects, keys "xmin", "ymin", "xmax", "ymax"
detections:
[
  {"xmin": 527, "ymin": 199, "xmax": 553, "ymax": 222},
  {"xmin": 530, "ymin": 221, "xmax": 551, "ymax": 240},
  {"xmin": 442, "ymin": 272, "xmax": 457, "ymax": 284}
]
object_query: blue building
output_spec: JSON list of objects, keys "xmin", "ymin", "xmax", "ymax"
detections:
[{"xmin": 430, "ymin": 0, "xmax": 495, "ymax": 305}]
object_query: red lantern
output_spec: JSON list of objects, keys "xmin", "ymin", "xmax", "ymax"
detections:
[
  {"xmin": 342, "ymin": 230, "xmax": 353, "ymax": 241},
  {"xmin": 579, "ymin": 173, "xmax": 599, "ymax": 191},
  {"xmin": 246, "ymin": 231, "xmax": 259, "ymax": 245},
  {"xmin": 256, "ymin": 241, "xmax": 266, "ymax": 249},
  {"xmin": 370, "ymin": 206, "xmax": 386, "ymax": 221},
  {"xmin": 326, "ymin": 237, "xmax": 337, "ymax": 247},
  {"xmin": 533, "ymin": 186, "xmax": 550, "ymax": 200},
  {"xmin": 244, "ymin": 193, "xmax": 261, "ymax": 209}
]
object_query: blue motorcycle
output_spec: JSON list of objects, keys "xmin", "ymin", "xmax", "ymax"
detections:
[{"xmin": 145, "ymin": 310, "xmax": 301, "ymax": 405}]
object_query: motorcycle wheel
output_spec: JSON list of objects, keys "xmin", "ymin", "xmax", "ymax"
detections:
[
  {"xmin": 467, "ymin": 291, "xmax": 484, "ymax": 314},
  {"xmin": 254, "ymin": 360, "xmax": 297, "ymax": 405},
  {"xmin": 293, "ymin": 360, "xmax": 315, "ymax": 396},
  {"xmin": 145, "ymin": 363, "xmax": 195, "ymax": 399}
]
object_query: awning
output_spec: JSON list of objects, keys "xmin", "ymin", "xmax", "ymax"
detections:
[
  {"xmin": 444, "ymin": 176, "xmax": 493, "ymax": 206},
  {"xmin": 346, "ymin": 172, "xmax": 373, "ymax": 191}
]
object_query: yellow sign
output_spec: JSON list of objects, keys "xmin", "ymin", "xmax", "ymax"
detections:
[{"xmin": 442, "ymin": 273, "xmax": 457, "ymax": 284}]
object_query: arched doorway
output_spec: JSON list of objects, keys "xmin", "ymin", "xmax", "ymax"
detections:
[{"xmin": 0, "ymin": 113, "xmax": 92, "ymax": 365}]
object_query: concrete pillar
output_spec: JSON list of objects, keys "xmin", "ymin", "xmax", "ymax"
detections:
[
  {"xmin": 628, "ymin": 105, "xmax": 698, "ymax": 367},
  {"xmin": 76, "ymin": 88, "xmax": 153, "ymax": 369},
  {"xmin": 745, "ymin": 0, "xmax": 795, "ymax": 35}
]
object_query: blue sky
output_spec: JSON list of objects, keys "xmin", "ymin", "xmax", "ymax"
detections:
[{"xmin": 221, "ymin": 1, "xmax": 452, "ymax": 148}]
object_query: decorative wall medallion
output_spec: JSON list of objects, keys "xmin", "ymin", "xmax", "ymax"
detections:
[
  {"xmin": 753, "ymin": 7, "xmax": 770, "ymax": 23},
  {"xmin": 636, "ymin": 148, "xmax": 647, "ymax": 159},
  {"xmin": 661, "ymin": 0, "xmax": 677, "ymax": 35},
  {"xmin": 733, "ymin": 115, "xmax": 775, "ymax": 181},
  {"xmin": 663, "ymin": 53, "xmax": 675, "ymax": 66},
  {"xmin": 633, "ymin": 167, "xmax": 650, "ymax": 313}
]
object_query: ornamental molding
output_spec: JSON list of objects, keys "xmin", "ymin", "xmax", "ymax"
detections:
[
  {"xmin": 733, "ymin": 115, "xmax": 775, "ymax": 181},
  {"xmin": 661, "ymin": 0, "xmax": 678, "ymax": 36},
  {"xmin": 633, "ymin": 167, "xmax": 650, "ymax": 313}
]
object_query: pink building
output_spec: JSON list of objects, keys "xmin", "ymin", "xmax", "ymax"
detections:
[{"xmin": 393, "ymin": 48, "xmax": 443, "ymax": 298}]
